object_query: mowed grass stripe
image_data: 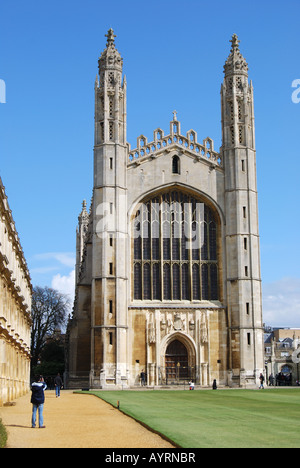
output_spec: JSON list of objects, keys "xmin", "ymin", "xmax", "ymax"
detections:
[{"xmin": 88, "ymin": 389, "xmax": 300, "ymax": 448}]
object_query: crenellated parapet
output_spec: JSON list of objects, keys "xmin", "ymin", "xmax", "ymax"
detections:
[{"xmin": 128, "ymin": 115, "xmax": 222, "ymax": 168}]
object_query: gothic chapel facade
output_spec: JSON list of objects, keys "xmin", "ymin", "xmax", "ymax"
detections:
[{"xmin": 66, "ymin": 30, "xmax": 264, "ymax": 388}]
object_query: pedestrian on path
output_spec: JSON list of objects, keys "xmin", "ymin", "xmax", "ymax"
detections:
[
  {"xmin": 31, "ymin": 375, "xmax": 47, "ymax": 428},
  {"xmin": 140, "ymin": 370, "xmax": 146, "ymax": 386},
  {"xmin": 54, "ymin": 373, "xmax": 63, "ymax": 398},
  {"xmin": 259, "ymin": 373, "xmax": 265, "ymax": 389}
]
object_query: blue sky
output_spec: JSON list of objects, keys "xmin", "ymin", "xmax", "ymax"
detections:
[{"xmin": 0, "ymin": 0, "xmax": 299, "ymax": 327}]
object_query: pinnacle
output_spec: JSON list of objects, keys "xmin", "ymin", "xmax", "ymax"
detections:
[
  {"xmin": 105, "ymin": 28, "xmax": 116, "ymax": 47},
  {"xmin": 230, "ymin": 34, "xmax": 240, "ymax": 52},
  {"xmin": 224, "ymin": 34, "xmax": 248, "ymax": 77}
]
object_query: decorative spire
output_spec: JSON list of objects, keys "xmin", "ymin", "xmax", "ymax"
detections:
[
  {"xmin": 230, "ymin": 34, "xmax": 240, "ymax": 52},
  {"xmin": 224, "ymin": 34, "xmax": 248, "ymax": 77},
  {"xmin": 98, "ymin": 28, "xmax": 123, "ymax": 74},
  {"xmin": 105, "ymin": 28, "xmax": 116, "ymax": 48},
  {"xmin": 79, "ymin": 200, "xmax": 89, "ymax": 222}
]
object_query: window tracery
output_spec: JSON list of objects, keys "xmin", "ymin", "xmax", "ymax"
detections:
[{"xmin": 133, "ymin": 190, "xmax": 219, "ymax": 302}]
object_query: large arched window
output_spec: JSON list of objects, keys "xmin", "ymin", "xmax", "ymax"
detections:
[{"xmin": 132, "ymin": 190, "xmax": 219, "ymax": 301}]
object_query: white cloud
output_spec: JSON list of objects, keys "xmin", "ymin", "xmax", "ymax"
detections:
[
  {"xmin": 30, "ymin": 266, "xmax": 58, "ymax": 274},
  {"xmin": 51, "ymin": 269, "xmax": 75, "ymax": 305},
  {"xmin": 30, "ymin": 252, "xmax": 76, "ymax": 296},
  {"xmin": 262, "ymin": 277, "xmax": 300, "ymax": 328},
  {"xmin": 33, "ymin": 252, "xmax": 75, "ymax": 268}
]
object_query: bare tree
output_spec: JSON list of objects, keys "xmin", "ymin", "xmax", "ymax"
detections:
[{"xmin": 31, "ymin": 286, "xmax": 70, "ymax": 368}]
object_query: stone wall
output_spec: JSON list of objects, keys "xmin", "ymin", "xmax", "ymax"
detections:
[{"xmin": 0, "ymin": 177, "xmax": 32, "ymax": 405}]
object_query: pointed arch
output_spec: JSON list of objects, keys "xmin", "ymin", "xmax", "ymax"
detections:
[
  {"xmin": 160, "ymin": 332, "xmax": 197, "ymax": 371},
  {"xmin": 172, "ymin": 155, "xmax": 180, "ymax": 174},
  {"xmin": 131, "ymin": 187, "xmax": 221, "ymax": 302}
]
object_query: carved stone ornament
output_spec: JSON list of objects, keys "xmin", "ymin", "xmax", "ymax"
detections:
[
  {"xmin": 223, "ymin": 34, "xmax": 248, "ymax": 77},
  {"xmin": 98, "ymin": 28, "xmax": 123, "ymax": 73},
  {"xmin": 173, "ymin": 314, "xmax": 183, "ymax": 331},
  {"xmin": 200, "ymin": 313, "xmax": 208, "ymax": 344},
  {"xmin": 148, "ymin": 322, "xmax": 156, "ymax": 344}
]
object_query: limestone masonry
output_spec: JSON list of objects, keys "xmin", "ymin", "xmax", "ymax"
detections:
[
  {"xmin": 0, "ymin": 177, "xmax": 32, "ymax": 405},
  {"xmin": 66, "ymin": 30, "xmax": 264, "ymax": 389}
]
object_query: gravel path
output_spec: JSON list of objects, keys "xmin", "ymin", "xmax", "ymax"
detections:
[{"xmin": 0, "ymin": 390, "xmax": 174, "ymax": 448}]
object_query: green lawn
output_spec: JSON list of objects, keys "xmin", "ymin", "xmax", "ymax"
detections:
[
  {"xmin": 86, "ymin": 389, "xmax": 300, "ymax": 448},
  {"xmin": 0, "ymin": 418, "xmax": 7, "ymax": 449}
]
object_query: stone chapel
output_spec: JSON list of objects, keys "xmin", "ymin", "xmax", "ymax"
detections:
[{"xmin": 66, "ymin": 30, "xmax": 264, "ymax": 389}]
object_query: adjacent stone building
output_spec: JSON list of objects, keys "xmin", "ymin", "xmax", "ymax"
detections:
[
  {"xmin": 0, "ymin": 177, "xmax": 32, "ymax": 405},
  {"xmin": 264, "ymin": 327, "xmax": 300, "ymax": 385},
  {"xmin": 67, "ymin": 30, "xmax": 264, "ymax": 389}
]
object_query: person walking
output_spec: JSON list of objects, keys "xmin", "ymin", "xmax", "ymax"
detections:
[
  {"xmin": 259, "ymin": 373, "xmax": 265, "ymax": 389},
  {"xmin": 31, "ymin": 375, "xmax": 47, "ymax": 428},
  {"xmin": 54, "ymin": 373, "xmax": 63, "ymax": 397}
]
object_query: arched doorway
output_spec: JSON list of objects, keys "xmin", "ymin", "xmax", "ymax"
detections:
[{"xmin": 165, "ymin": 339, "xmax": 189, "ymax": 383}]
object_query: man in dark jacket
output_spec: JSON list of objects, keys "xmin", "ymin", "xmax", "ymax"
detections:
[
  {"xmin": 259, "ymin": 373, "xmax": 265, "ymax": 389},
  {"xmin": 31, "ymin": 375, "xmax": 47, "ymax": 428},
  {"xmin": 54, "ymin": 373, "xmax": 63, "ymax": 398}
]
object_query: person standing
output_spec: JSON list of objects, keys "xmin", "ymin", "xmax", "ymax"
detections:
[
  {"xmin": 140, "ymin": 370, "xmax": 146, "ymax": 387},
  {"xmin": 31, "ymin": 375, "xmax": 47, "ymax": 428},
  {"xmin": 54, "ymin": 373, "xmax": 63, "ymax": 397}
]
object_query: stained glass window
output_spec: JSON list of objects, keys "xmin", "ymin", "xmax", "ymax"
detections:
[{"xmin": 133, "ymin": 190, "xmax": 219, "ymax": 301}]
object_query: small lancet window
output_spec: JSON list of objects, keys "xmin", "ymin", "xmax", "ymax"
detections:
[{"xmin": 172, "ymin": 155, "xmax": 180, "ymax": 174}]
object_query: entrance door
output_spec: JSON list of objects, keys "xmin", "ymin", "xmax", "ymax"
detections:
[{"xmin": 165, "ymin": 340, "xmax": 189, "ymax": 382}]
